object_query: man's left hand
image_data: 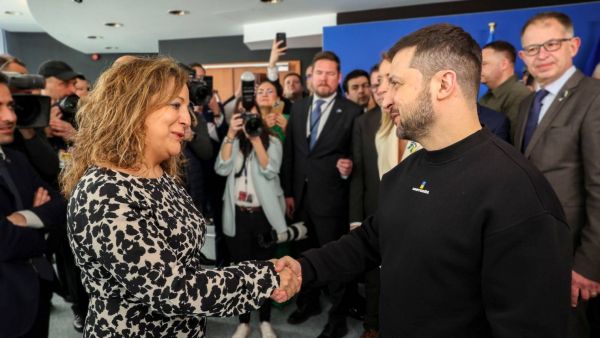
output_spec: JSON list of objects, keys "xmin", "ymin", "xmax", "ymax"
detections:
[
  {"xmin": 337, "ymin": 158, "xmax": 353, "ymax": 177},
  {"xmin": 571, "ymin": 270, "xmax": 600, "ymax": 307}
]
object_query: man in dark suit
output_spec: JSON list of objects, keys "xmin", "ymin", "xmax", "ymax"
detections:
[
  {"xmin": 0, "ymin": 74, "xmax": 66, "ymax": 338},
  {"xmin": 477, "ymin": 104, "xmax": 510, "ymax": 142},
  {"xmin": 282, "ymin": 51, "xmax": 362, "ymax": 338},
  {"xmin": 514, "ymin": 12, "xmax": 600, "ymax": 338}
]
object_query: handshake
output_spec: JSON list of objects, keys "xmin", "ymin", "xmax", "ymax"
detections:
[{"xmin": 269, "ymin": 256, "xmax": 303, "ymax": 303}]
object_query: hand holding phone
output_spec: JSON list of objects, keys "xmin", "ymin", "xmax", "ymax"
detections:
[{"xmin": 276, "ymin": 32, "xmax": 287, "ymax": 49}]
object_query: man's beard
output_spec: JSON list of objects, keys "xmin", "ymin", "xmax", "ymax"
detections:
[
  {"xmin": 395, "ymin": 86, "xmax": 434, "ymax": 142},
  {"xmin": 315, "ymin": 84, "xmax": 335, "ymax": 97}
]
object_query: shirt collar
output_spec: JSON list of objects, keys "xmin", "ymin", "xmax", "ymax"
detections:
[
  {"xmin": 313, "ymin": 92, "xmax": 337, "ymax": 105},
  {"xmin": 0, "ymin": 146, "xmax": 5, "ymax": 160},
  {"xmin": 536, "ymin": 66, "xmax": 576, "ymax": 96}
]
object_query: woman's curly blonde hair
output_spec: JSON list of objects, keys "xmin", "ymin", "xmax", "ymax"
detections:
[{"xmin": 60, "ymin": 56, "xmax": 188, "ymax": 196}]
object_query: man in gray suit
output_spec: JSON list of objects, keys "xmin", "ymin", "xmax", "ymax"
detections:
[{"xmin": 514, "ymin": 11, "xmax": 600, "ymax": 337}]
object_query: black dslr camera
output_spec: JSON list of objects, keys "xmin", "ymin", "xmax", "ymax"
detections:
[
  {"xmin": 57, "ymin": 94, "xmax": 79, "ymax": 126},
  {"xmin": 189, "ymin": 75, "xmax": 213, "ymax": 106},
  {"xmin": 3, "ymin": 72, "xmax": 51, "ymax": 129},
  {"xmin": 240, "ymin": 71, "xmax": 263, "ymax": 137}
]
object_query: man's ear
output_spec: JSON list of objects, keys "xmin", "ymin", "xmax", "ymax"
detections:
[{"xmin": 434, "ymin": 70, "xmax": 458, "ymax": 100}]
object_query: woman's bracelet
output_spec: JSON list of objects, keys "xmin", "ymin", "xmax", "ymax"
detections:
[{"xmin": 223, "ymin": 136, "xmax": 234, "ymax": 144}]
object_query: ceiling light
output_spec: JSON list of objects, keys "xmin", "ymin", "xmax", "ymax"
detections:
[
  {"xmin": 168, "ymin": 10, "xmax": 190, "ymax": 16},
  {"xmin": 87, "ymin": 35, "xmax": 103, "ymax": 39},
  {"xmin": 260, "ymin": 0, "xmax": 283, "ymax": 3},
  {"xmin": 4, "ymin": 11, "xmax": 24, "ymax": 15},
  {"xmin": 105, "ymin": 22, "xmax": 124, "ymax": 28},
  {"xmin": 105, "ymin": 46, "xmax": 119, "ymax": 50}
]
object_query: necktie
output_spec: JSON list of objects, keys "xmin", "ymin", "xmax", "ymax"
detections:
[
  {"xmin": 0, "ymin": 153, "xmax": 24, "ymax": 210},
  {"xmin": 522, "ymin": 89, "xmax": 550, "ymax": 152},
  {"xmin": 309, "ymin": 99, "xmax": 325, "ymax": 150}
]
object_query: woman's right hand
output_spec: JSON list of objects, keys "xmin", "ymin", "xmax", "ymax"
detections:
[
  {"xmin": 227, "ymin": 113, "xmax": 244, "ymax": 139},
  {"xmin": 264, "ymin": 113, "xmax": 277, "ymax": 128}
]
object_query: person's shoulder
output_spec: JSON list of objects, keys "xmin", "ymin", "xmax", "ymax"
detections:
[
  {"xmin": 2, "ymin": 147, "xmax": 29, "ymax": 165},
  {"xmin": 335, "ymin": 96, "xmax": 363, "ymax": 114}
]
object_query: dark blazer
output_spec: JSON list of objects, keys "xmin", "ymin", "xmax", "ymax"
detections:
[
  {"xmin": 349, "ymin": 107, "xmax": 381, "ymax": 223},
  {"xmin": 0, "ymin": 147, "xmax": 66, "ymax": 338},
  {"xmin": 282, "ymin": 95, "xmax": 362, "ymax": 220},
  {"xmin": 513, "ymin": 70, "xmax": 600, "ymax": 281},
  {"xmin": 477, "ymin": 104, "xmax": 510, "ymax": 142}
]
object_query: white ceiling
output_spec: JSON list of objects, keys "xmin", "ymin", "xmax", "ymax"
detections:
[{"xmin": 0, "ymin": 0, "xmax": 450, "ymax": 54}]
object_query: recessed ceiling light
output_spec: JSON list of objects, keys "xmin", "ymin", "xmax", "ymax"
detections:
[
  {"xmin": 168, "ymin": 10, "xmax": 190, "ymax": 16},
  {"xmin": 105, "ymin": 22, "xmax": 124, "ymax": 28},
  {"xmin": 260, "ymin": 0, "xmax": 282, "ymax": 3},
  {"xmin": 4, "ymin": 10, "xmax": 24, "ymax": 15},
  {"xmin": 87, "ymin": 35, "xmax": 103, "ymax": 39},
  {"xmin": 105, "ymin": 46, "xmax": 119, "ymax": 50}
]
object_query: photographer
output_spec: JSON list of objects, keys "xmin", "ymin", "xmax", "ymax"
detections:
[
  {"xmin": 0, "ymin": 72, "xmax": 66, "ymax": 338},
  {"xmin": 38, "ymin": 59, "xmax": 89, "ymax": 332},
  {"xmin": 214, "ymin": 109, "xmax": 287, "ymax": 338},
  {"xmin": 256, "ymin": 80, "xmax": 290, "ymax": 141},
  {"xmin": 38, "ymin": 60, "xmax": 78, "ymax": 148},
  {"xmin": 0, "ymin": 55, "xmax": 60, "ymax": 184}
]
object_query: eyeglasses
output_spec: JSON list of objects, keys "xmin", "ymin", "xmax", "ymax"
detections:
[
  {"xmin": 257, "ymin": 89, "xmax": 275, "ymax": 96},
  {"xmin": 522, "ymin": 38, "xmax": 572, "ymax": 56}
]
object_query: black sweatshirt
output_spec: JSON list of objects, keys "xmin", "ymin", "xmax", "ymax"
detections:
[{"xmin": 300, "ymin": 129, "xmax": 571, "ymax": 338}]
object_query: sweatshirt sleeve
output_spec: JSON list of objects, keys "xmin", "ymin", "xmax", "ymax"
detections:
[
  {"xmin": 481, "ymin": 212, "xmax": 571, "ymax": 338},
  {"xmin": 300, "ymin": 214, "xmax": 381, "ymax": 287}
]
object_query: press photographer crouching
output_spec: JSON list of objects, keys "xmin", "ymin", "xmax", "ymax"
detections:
[
  {"xmin": 0, "ymin": 71, "xmax": 67, "ymax": 338},
  {"xmin": 214, "ymin": 72, "xmax": 288, "ymax": 337}
]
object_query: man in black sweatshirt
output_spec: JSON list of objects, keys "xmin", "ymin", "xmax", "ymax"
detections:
[{"xmin": 275, "ymin": 24, "xmax": 571, "ymax": 338}]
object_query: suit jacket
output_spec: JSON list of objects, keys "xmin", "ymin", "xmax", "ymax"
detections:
[
  {"xmin": 0, "ymin": 147, "xmax": 66, "ymax": 337},
  {"xmin": 349, "ymin": 107, "xmax": 381, "ymax": 223},
  {"xmin": 513, "ymin": 70, "xmax": 600, "ymax": 281},
  {"xmin": 477, "ymin": 104, "xmax": 510, "ymax": 142},
  {"xmin": 282, "ymin": 95, "xmax": 362, "ymax": 220}
]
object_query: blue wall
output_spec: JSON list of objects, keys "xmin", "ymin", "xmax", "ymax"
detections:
[{"xmin": 324, "ymin": 2, "xmax": 600, "ymax": 82}]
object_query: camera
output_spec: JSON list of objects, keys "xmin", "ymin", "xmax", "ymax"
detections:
[
  {"xmin": 257, "ymin": 222, "xmax": 308, "ymax": 248},
  {"xmin": 189, "ymin": 75, "xmax": 213, "ymax": 106},
  {"xmin": 2, "ymin": 71, "xmax": 51, "ymax": 128},
  {"xmin": 56, "ymin": 94, "xmax": 80, "ymax": 126},
  {"xmin": 241, "ymin": 111, "xmax": 263, "ymax": 137}
]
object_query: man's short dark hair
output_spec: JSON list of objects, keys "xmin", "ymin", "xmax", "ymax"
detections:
[
  {"xmin": 387, "ymin": 23, "xmax": 481, "ymax": 100},
  {"xmin": 483, "ymin": 40, "xmax": 517, "ymax": 64},
  {"xmin": 370, "ymin": 64, "xmax": 379, "ymax": 76},
  {"xmin": 0, "ymin": 54, "xmax": 26, "ymax": 70},
  {"xmin": 283, "ymin": 72, "xmax": 302, "ymax": 85},
  {"xmin": 521, "ymin": 12, "xmax": 574, "ymax": 37},
  {"xmin": 0, "ymin": 72, "xmax": 8, "ymax": 86},
  {"xmin": 311, "ymin": 51, "xmax": 341, "ymax": 72},
  {"xmin": 343, "ymin": 69, "xmax": 370, "ymax": 93},
  {"xmin": 189, "ymin": 62, "xmax": 205, "ymax": 70}
]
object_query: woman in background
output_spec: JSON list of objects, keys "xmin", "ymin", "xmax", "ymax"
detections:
[
  {"xmin": 61, "ymin": 57, "xmax": 297, "ymax": 337},
  {"xmin": 215, "ymin": 105, "xmax": 287, "ymax": 338}
]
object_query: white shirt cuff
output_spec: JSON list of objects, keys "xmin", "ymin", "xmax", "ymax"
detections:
[{"xmin": 18, "ymin": 210, "xmax": 44, "ymax": 229}]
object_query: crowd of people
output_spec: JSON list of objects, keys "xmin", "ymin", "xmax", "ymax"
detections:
[{"xmin": 0, "ymin": 9, "xmax": 599, "ymax": 338}]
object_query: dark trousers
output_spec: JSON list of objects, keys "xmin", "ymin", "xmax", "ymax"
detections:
[
  {"xmin": 292, "ymin": 201, "xmax": 349, "ymax": 325},
  {"xmin": 225, "ymin": 207, "xmax": 276, "ymax": 323},
  {"xmin": 364, "ymin": 267, "xmax": 380, "ymax": 331},
  {"xmin": 589, "ymin": 297, "xmax": 600, "ymax": 337},
  {"xmin": 19, "ymin": 279, "xmax": 52, "ymax": 338},
  {"xmin": 56, "ymin": 232, "xmax": 89, "ymax": 319}
]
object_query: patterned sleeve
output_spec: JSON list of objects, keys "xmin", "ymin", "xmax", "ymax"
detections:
[{"xmin": 89, "ymin": 191, "xmax": 280, "ymax": 317}]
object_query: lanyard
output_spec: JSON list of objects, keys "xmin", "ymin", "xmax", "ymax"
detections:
[{"xmin": 308, "ymin": 98, "xmax": 335, "ymax": 134}]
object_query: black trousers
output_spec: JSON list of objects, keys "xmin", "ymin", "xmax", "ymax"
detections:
[
  {"xmin": 225, "ymin": 207, "xmax": 276, "ymax": 323},
  {"xmin": 363, "ymin": 267, "xmax": 380, "ymax": 331},
  {"xmin": 19, "ymin": 278, "xmax": 52, "ymax": 338},
  {"xmin": 292, "ymin": 200, "xmax": 350, "ymax": 325}
]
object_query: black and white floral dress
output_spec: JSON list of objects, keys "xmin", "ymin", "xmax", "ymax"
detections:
[{"xmin": 67, "ymin": 166, "xmax": 279, "ymax": 337}]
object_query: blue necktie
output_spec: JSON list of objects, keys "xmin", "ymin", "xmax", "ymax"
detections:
[
  {"xmin": 309, "ymin": 99, "xmax": 325, "ymax": 150},
  {"xmin": 0, "ymin": 153, "xmax": 24, "ymax": 210},
  {"xmin": 522, "ymin": 89, "xmax": 550, "ymax": 152}
]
